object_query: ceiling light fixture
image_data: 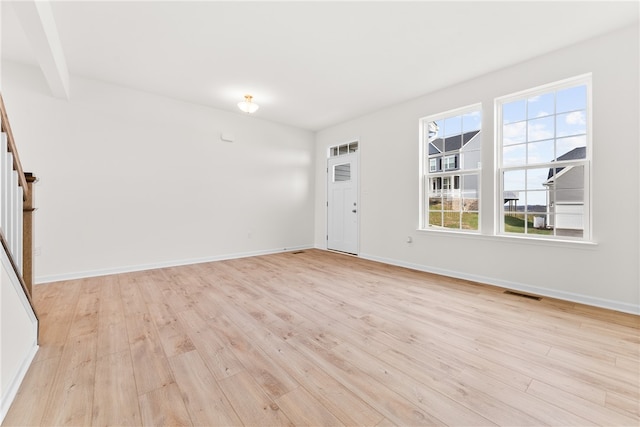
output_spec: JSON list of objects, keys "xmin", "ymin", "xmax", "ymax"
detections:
[{"xmin": 238, "ymin": 94, "xmax": 259, "ymax": 113}]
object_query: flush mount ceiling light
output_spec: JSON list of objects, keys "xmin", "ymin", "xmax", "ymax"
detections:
[{"xmin": 238, "ymin": 94, "xmax": 259, "ymax": 113}]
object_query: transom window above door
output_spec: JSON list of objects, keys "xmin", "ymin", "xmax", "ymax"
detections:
[{"xmin": 329, "ymin": 141, "xmax": 358, "ymax": 157}]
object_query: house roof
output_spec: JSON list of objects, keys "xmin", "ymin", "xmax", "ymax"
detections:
[
  {"xmin": 429, "ymin": 130, "xmax": 480, "ymax": 155},
  {"xmin": 547, "ymin": 146, "xmax": 587, "ymax": 179}
]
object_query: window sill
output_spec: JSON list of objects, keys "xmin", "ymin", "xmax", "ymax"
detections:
[{"xmin": 416, "ymin": 228, "xmax": 598, "ymax": 250}]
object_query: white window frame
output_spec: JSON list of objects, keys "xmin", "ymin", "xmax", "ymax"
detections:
[
  {"xmin": 419, "ymin": 104, "xmax": 482, "ymax": 232},
  {"xmin": 429, "ymin": 158, "xmax": 438, "ymax": 172},
  {"xmin": 495, "ymin": 74, "xmax": 592, "ymax": 241}
]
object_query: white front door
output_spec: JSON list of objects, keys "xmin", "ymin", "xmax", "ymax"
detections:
[{"xmin": 327, "ymin": 153, "xmax": 358, "ymax": 254}]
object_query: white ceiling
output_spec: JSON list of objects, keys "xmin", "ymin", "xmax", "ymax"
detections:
[{"xmin": 2, "ymin": 1, "xmax": 639, "ymax": 131}]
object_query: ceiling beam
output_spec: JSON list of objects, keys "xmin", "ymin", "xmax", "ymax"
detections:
[{"xmin": 10, "ymin": 0, "xmax": 70, "ymax": 99}]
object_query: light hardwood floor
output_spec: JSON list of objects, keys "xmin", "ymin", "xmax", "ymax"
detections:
[{"xmin": 3, "ymin": 249, "xmax": 639, "ymax": 426}]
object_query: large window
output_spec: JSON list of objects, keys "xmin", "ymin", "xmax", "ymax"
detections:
[
  {"xmin": 497, "ymin": 75, "xmax": 590, "ymax": 240},
  {"xmin": 420, "ymin": 105, "xmax": 481, "ymax": 231}
]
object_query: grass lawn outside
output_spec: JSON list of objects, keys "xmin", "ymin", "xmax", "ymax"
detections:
[
  {"xmin": 428, "ymin": 199, "xmax": 552, "ymax": 234},
  {"xmin": 429, "ymin": 211, "xmax": 479, "ymax": 230},
  {"xmin": 504, "ymin": 214, "xmax": 553, "ymax": 235}
]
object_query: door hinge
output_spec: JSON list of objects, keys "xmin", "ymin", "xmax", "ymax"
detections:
[
  {"xmin": 326, "ymin": 235, "xmax": 328, "ymax": 240},
  {"xmin": 326, "ymin": 201, "xmax": 328, "ymax": 207}
]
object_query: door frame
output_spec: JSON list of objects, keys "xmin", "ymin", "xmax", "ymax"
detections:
[{"xmin": 326, "ymin": 141, "xmax": 360, "ymax": 255}]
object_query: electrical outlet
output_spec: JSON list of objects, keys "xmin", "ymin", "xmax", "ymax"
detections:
[{"xmin": 34, "ymin": 246, "xmax": 42, "ymax": 256}]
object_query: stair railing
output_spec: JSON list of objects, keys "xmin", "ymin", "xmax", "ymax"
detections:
[{"xmin": 0, "ymin": 92, "xmax": 37, "ymax": 306}]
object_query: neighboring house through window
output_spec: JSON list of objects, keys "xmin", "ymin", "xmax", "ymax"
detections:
[
  {"xmin": 496, "ymin": 75, "xmax": 590, "ymax": 240},
  {"xmin": 420, "ymin": 105, "xmax": 482, "ymax": 231}
]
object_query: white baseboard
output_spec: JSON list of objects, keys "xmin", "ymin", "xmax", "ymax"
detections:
[
  {"xmin": 35, "ymin": 245, "xmax": 314, "ymax": 285},
  {"xmin": 0, "ymin": 343, "xmax": 38, "ymax": 425},
  {"xmin": 359, "ymin": 252, "xmax": 640, "ymax": 315}
]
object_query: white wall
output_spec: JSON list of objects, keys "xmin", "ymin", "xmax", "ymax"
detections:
[
  {"xmin": 2, "ymin": 61, "xmax": 316, "ymax": 282},
  {"xmin": 1, "ymin": 6, "xmax": 39, "ymax": 423},
  {"xmin": 315, "ymin": 25, "xmax": 640, "ymax": 314}
]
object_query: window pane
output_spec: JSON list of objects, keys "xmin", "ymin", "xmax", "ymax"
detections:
[
  {"xmin": 503, "ymin": 122, "xmax": 526, "ymax": 145},
  {"xmin": 429, "ymin": 211, "xmax": 442, "ymax": 227},
  {"xmin": 432, "ymin": 138, "xmax": 444, "ymax": 153},
  {"xmin": 527, "ymin": 139, "xmax": 555, "ymax": 164},
  {"xmin": 556, "ymin": 111, "xmax": 586, "ymax": 137},
  {"xmin": 504, "ymin": 213, "xmax": 526, "ymax": 233},
  {"xmin": 557, "ymin": 136, "xmax": 586, "ymax": 160},
  {"xmin": 548, "ymin": 167, "xmax": 562, "ymax": 183},
  {"xmin": 463, "ymin": 130, "xmax": 481, "ymax": 146},
  {"xmin": 504, "ymin": 170, "xmax": 525, "ymax": 192},
  {"xmin": 524, "ymin": 190, "xmax": 548, "ymax": 210},
  {"xmin": 444, "ymin": 156, "xmax": 456, "ymax": 170},
  {"xmin": 552, "ymin": 165, "xmax": 585, "ymax": 203},
  {"xmin": 503, "ymin": 191, "xmax": 520, "ymax": 206},
  {"xmin": 558, "ymin": 165, "xmax": 584, "ymax": 188},
  {"xmin": 557, "ymin": 85, "xmax": 587, "ymax": 113},
  {"xmin": 527, "ymin": 92, "xmax": 555, "ymax": 119},
  {"xmin": 462, "ymin": 175, "xmax": 479, "ymax": 211},
  {"xmin": 443, "ymin": 211, "xmax": 461, "ymax": 228},
  {"xmin": 554, "ymin": 208, "xmax": 584, "ymax": 237},
  {"xmin": 334, "ymin": 163, "xmax": 350, "ymax": 182},
  {"xmin": 462, "ymin": 212, "xmax": 479, "ymax": 230},
  {"xmin": 462, "ymin": 174, "xmax": 478, "ymax": 193},
  {"xmin": 429, "ymin": 195, "xmax": 442, "ymax": 211},
  {"xmin": 503, "ymin": 100, "xmax": 526, "ymax": 124},
  {"xmin": 445, "ymin": 135, "xmax": 462, "ymax": 152},
  {"xmin": 430, "ymin": 120, "xmax": 443, "ymax": 140},
  {"xmin": 527, "ymin": 214, "xmax": 553, "ymax": 236},
  {"xmin": 503, "ymin": 145, "xmax": 526, "ymax": 167},
  {"xmin": 531, "ymin": 214, "xmax": 548, "ymax": 230},
  {"xmin": 462, "ymin": 111, "xmax": 481, "ymax": 132},
  {"xmin": 556, "ymin": 189, "xmax": 584, "ymax": 203},
  {"xmin": 526, "ymin": 168, "xmax": 550, "ymax": 191},
  {"xmin": 461, "ymin": 149, "xmax": 481, "ymax": 170},
  {"xmin": 552, "ymin": 198, "xmax": 585, "ymax": 237},
  {"xmin": 527, "ymin": 116, "xmax": 554, "ymax": 142},
  {"xmin": 433, "ymin": 177, "xmax": 442, "ymax": 190},
  {"xmin": 444, "ymin": 115, "xmax": 462, "ymax": 137}
]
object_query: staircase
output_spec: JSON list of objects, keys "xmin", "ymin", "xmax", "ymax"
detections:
[{"xmin": 0, "ymin": 93, "xmax": 39, "ymax": 423}]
